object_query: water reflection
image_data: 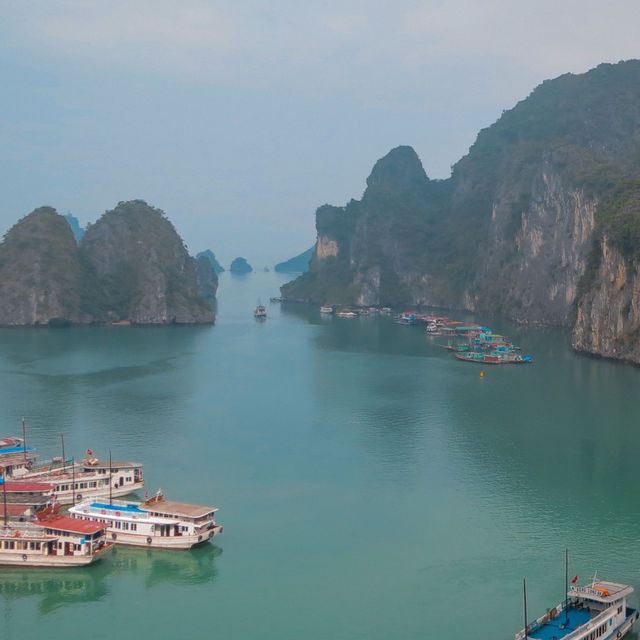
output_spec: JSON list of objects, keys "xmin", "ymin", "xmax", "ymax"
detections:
[
  {"xmin": 110, "ymin": 544, "xmax": 222, "ymax": 588},
  {"xmin": 0, "ymin": 544, "xmax": 222, "ymax": 614}
]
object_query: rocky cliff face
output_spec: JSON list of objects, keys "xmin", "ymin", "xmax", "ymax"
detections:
[
  {"xmin": 0, "ymin": 201, "xmax": 215, "ymax": 326},
  {"xmin": 82, "ymin": 200, "xmax": 214, "ymax": 324},
  {"xmin": 0, "ymin": 207, "xmax": 90, "ymax": 326},
  {"xmin": 573, "ymin": 237, "xmax": 640, "ymax": 361},
  {"xmin": 283, "ymin": 60, "xmax": 640, "ymax": 361}
]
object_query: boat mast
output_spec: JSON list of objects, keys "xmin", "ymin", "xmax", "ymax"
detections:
[
  {"xmin": 523, "ymin": 578, "xmax": 529, "ymax": 640},
  {"xmin": 565, "ymin": 548, "xmax": 569, "ymax": 624},
  {"xmin": 109, "ymin": 449, "xmax": 112, "ymax": 506},
  {"xmin": 71, "ymin": 456, "xmax": 75, "ymax": 506},
  {"xmin": 61, "ymin": 434, "xmax": 66, "ymax": 472},
  {"xmin": 22, "ymin": 417, "xmax": 27, "ymax": 463}
]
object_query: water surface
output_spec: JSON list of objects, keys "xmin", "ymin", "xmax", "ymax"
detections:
[{"xmin": 1, "ymin": 271, "xmax": 639, "ymax": 639}]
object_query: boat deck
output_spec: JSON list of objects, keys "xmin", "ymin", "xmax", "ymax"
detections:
[{"xmin": 529, "ymin": 607, "xmax": 591, "ymax": 640}]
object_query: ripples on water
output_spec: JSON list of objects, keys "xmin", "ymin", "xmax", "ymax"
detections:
[{"xmin": 1, "ymin": 272, "xmax": 640, "ymax": 639}]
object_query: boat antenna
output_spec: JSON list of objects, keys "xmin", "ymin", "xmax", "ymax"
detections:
[
  {"xmin": 71, "ymin": 456, "xmax": 75, "ymax": 506},
  {"xmin": 109, "ymin": 449, "xmax": 112, "ymax": 506},
  {"xmin": 565, "ymin": 548, "xmax": 569, "ymax": 624},
  {"xmin": 22, "ymin": 417, "xmax": 27, "ymax": 463},
  {"xmin": 523, "ymin": 578, "xmax": 529, "ymax": 640},
  {"xmin": 61, "ymin": 434, "xmax": 66, "ymax": 472}
]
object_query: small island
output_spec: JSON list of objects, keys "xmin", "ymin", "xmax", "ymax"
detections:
[{"xmin": 230, "ymin": 257, "xmax": 253, "ymax": 274}]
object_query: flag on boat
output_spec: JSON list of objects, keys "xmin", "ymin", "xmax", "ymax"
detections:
[{"xmin": 572, "ymin": 575, "xmax": 579, "ymax": 583}]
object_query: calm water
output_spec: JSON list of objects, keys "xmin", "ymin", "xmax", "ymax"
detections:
[{"xmin": 1, "ymin": 271, "xmax": 640, "ymax": 639}]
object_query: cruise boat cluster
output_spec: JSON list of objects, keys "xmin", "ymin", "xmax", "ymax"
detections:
[{"xmin": 0, "ymin": 424, "xmax": 222, "ymax": 567}]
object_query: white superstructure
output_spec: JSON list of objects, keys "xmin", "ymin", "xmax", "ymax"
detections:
[{"xmin": 69, "ymin": 492, "xmax": 222, "ymax": 549}]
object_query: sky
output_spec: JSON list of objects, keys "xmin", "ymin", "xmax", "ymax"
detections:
[{"xmin": 1, "ymin": 1, "xmax": 639, "ymax": 268}]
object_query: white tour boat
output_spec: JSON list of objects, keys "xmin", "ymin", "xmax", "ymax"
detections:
[
  {"xmin": 23, "ymin": 456, "xmax": 144, "ymax": 505},
  {"xmin": 0, "ymin": 513, "xmax": 112, "ymax": 567},
  {"xmin": 69, "ymin": 491, "xmax": 222, "ymax": 549},
  {"xmin": 516, "ymin": 576, "xmax": 638, "ymax": 640}
]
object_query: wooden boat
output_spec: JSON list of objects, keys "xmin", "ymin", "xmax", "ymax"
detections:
[
  {"xmin": 23, "ymin": 456, "xmax": 144, "ymax": 505},
  {"xmin": 455, "ymin": 351, "xmax": 532, "ymax": 364},
  {"xmin": 0, "ymin": 512, "xmax": 112, "ymax": 567},
  {"xmin": 516, "ymin": 576, "xmax": 638, "ymax": 640},
  {"xmin": 69, "ymin": 490, "xmax": 222, "ymax": 549}
]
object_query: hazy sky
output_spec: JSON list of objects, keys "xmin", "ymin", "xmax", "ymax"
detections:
[{"xmin": 1, "ymin": 1, "xmax": 639, "ymax": 267}]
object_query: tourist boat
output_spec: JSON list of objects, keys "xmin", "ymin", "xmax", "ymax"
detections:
[
  {"xmin": 516, "ymin": 576, "xmax": 638, "ymax": 640},
  {"xmin": 455, "ymin": 351, "xmax": 531, "ymax": 364},
  {"xmin": 0, "ymin": 512, "xmax": 113, "ymax": 567},
  {"xmin": 320, "ymin": 306, "xmax": 333, "ymax": 314},
  {"xmin": 68, "ymin": 490, "xmax": 222, "ymax": 549},
  {"xmin": 254, "ymin": 304, "xmax": 267, "ymax": 318},
  {"xmin": 23, "ymin": 455, "xmax": 144, "ymax": 505},
  {"xmin": 336, "ymin": 310, "xmax": 357, "ymax": 318}
]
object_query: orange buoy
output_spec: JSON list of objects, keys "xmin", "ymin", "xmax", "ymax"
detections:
[{"xmin": 479, "ymin": 371, "xmax": 485, "ymax": 378}]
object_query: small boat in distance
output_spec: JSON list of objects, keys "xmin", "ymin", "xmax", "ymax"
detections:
[
  {"xmin": 516, "ymin": 575, "xmax": 638, "ymax": 640},
  {"xmin": 254, "ymin": 301, "xmax": 267, "ymax": 318},
  {"xmin": 320, "ymin": 306, "xmax": 333, "ymax": 314}
]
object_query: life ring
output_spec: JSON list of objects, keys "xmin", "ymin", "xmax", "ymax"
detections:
[
  {"xmin": 111, "ymin": 533, "xmax": 117, "ymax": 540},
  {"xmin": 617, "ymin": 632, "xmax": 622, "ymax": 639},
  {"xmin": 21, "ymin": 554, "xmax": 27, "ymax": 561},
  {"xmin": 146, "ymin": 537, "xmax": 152, "ymax": 544}
]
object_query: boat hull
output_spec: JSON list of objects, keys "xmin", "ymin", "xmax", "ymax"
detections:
[
  {"xmin": 0, "ymin": 544, "xmax": 113, "ymax": 568},
  {"xmin": 108, "ymin": 525, "xmax": 222, "ymax": 550}
]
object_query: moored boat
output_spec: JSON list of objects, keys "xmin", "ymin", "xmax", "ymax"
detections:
[
  {"xmin": 320, "ymin": 306, "xmax": 333, "ymax": 314},
  {"xmin": 516, "ymin": 577, "xmax": 638, "ymax": 640},
  {"xmin": 23, "ymin": 456, "xmax": 144, "ymax": 505},
  {"xmin": 69, "ymin": 491, "xmax": 222, "ymax": 549},
  {"xmin": 455, "ymin": 351, "xmax": 532, "ymax": 364},
  {"xmin": 0, "ymin": 514, "xmax": 112, "ymax": 567}
]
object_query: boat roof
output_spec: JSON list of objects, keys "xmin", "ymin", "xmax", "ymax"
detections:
[
  {"xmin": 81, "ymin": 460, "xmax": 142, "ymax": 469},
  {"xmin": 34, "ymin": 515, "xmax": 105, "ymax": 535},
  {"xmin": 89, "ymin": 502, "xmax": 146, "ymax": 514},
  {"xmin": 1, "ymin": 481, "xmax": 56, "ymax": 492},
  {"xmin": 143, "ymin": 500, "xmax": 218, "ymax": 518},
  {"xmin": 0, "ymin": 504, "xmax": 32, "ymax": 517},
  {"xmin": 0, "ymin": 446, "xmax": 35, "ymax": 455},
  {"xmin": 569, "ymin": 580, "xmax": 633, "ymax": 603},
  {"xmin": 0, "ymin": 452, "xmax": 38, "ymax": 465}
]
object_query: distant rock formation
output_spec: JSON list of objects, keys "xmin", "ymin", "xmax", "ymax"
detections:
[
  {"xmin": 82, "ymin": 200, "xmax": 214, "ymax": 324},
  {"xmin": 196, "ymin": 250, "xmax": 225, "ymax": 274},
  {"xmin": 63, "ymin": 214, "xmax": 85, "ymax": 243},
  {"xmin": 0, "ymin": 207, "xmax": 91, "ymax": 326},
  {"xmin": 0, "ymin": 201, "xmax": 215, "ymax": 326},
  {"xmin": 195, "ymin": 254, "xmax": 219, "ymax": 299},
  {"xmin": 230, "ymin": 257, "xmax": 252, "ymax": 274},
  {"xmin": 274, "ymin": 247, "xmax": 313, "ymax": 273}
]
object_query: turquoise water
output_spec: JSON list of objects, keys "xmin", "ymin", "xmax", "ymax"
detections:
[{"xmin": 1, "ymin": 271, "xmax": 640, "ymax": 639}]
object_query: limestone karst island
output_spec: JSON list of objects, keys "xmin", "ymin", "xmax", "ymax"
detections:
[{"xmin": 282, "ymin": 60, "xmax": 640, "ymax": 364}]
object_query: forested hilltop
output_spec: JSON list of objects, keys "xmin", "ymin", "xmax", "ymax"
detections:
[
  {"xmin": 0, "ymin": 200, "xmax": 215, "ymax": 326},
  {"xmin": 282, "ymin": 60, "xmax": 640, "ymax": 363}
]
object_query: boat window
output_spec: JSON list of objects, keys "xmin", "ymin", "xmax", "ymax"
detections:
[
  {"xmin": 618, "ymin": 606, "xmax": 623, "ymax": 614},
  {"xmin": 131, "ymin": 523, "xmax": 137, "ymax": 531}
]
